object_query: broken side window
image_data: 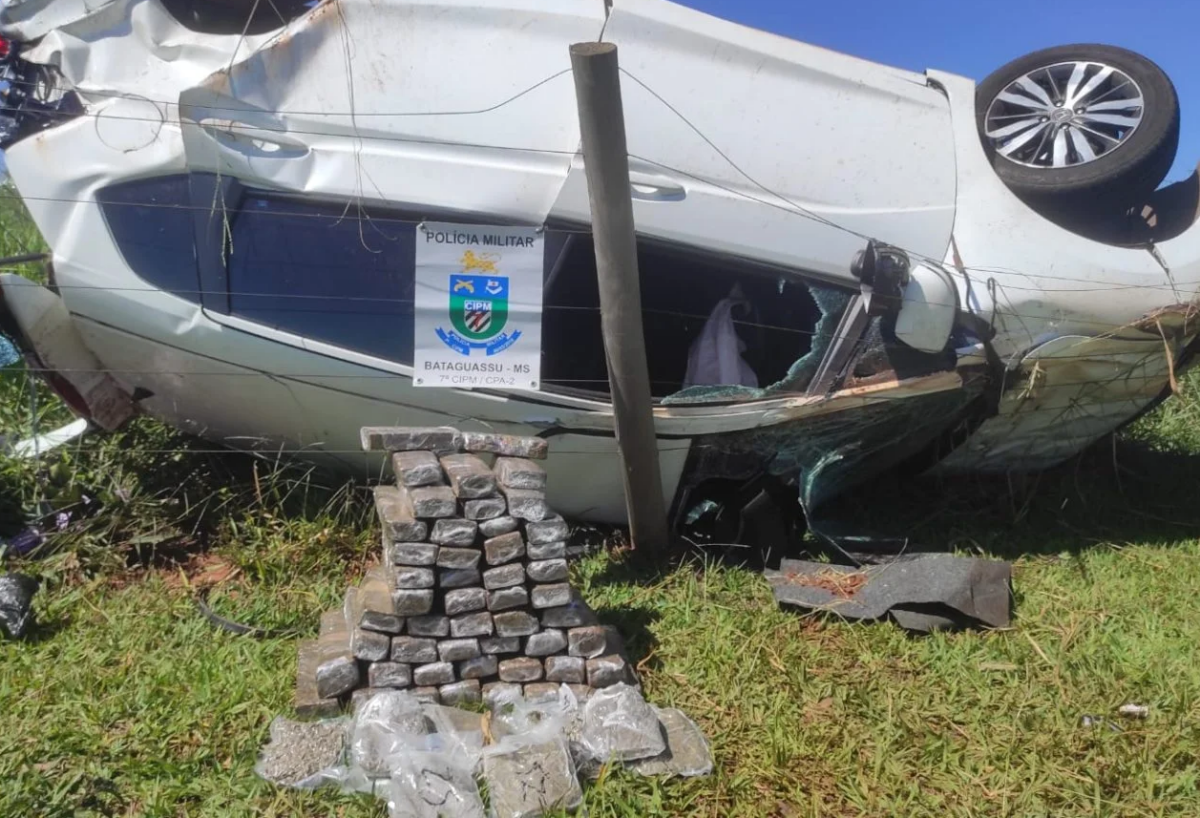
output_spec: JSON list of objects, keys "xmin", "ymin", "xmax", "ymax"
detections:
[
  {"xmin": 137, "ymin": 180, "xmax": 858, "ymax": 401},
  {"xmin": 845, "ymin": 316, "xmax": 959, "ymax": 387},
  {"xmin": 540, "ymin": 230, "xmax": 848, "ymax": 402}
]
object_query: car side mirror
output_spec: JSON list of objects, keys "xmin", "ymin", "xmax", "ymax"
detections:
[
  {"xmin": 850, "ymin": 240, "xmax": 908, "ymax": 317},
  {"xmin": 894, "ymin": 262, "xmax": 958, "ymax": 354},
  {"xmin": 850, "ymin": 240, "xmax": 957, "ymax": 354}
]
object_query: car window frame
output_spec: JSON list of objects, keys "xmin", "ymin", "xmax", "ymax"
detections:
[{"xmin": 186, "ymin": 181, "xmax": 861, "ymax": 407}]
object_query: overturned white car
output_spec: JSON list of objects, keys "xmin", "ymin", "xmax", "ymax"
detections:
[{"xmin": 0, "ymin": 0, "xmax": 1197, "ymax": 535}]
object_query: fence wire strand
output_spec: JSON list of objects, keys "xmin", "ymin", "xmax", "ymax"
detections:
[{"xmin": 0, "ymin": 23, "xmax": 1195, "ymax": 457}]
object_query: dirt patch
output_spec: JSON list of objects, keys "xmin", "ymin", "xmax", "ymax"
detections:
[
  {"xmin": 161, "ymin": 553, "xmax": 240, "ymax": 590},
  {"xmin": 782, "ymin": 568, "xmax": 868, "ymax": 598}
]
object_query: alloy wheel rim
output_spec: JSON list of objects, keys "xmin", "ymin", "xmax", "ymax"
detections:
[{"xmin": 984, "ymin": 60, "xmax": 1144, "ymax": 169}]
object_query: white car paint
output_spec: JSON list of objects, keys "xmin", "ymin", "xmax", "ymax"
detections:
[
  {"xmin": 551, "ymin": 0, "xmax": 957, "ymax": 280},
  {"xmin": 0, "ymin": 0, "xmax": 1198, "ymax": 522},
  {"xmin": 893, "ymin": 263, "xmax": 959, "ymax": 354},
  {"xmin": 928, "ymin": 70, "xmax": 1200, "ymax": 471}
]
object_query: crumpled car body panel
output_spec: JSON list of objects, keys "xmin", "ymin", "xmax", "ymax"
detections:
[{"xmin": 0, "ymin": 0, "xmax": 1198, "ymax": 524}]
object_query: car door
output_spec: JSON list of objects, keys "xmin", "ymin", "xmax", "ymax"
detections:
[
  {"xmin": 173, "ymin": 0, "xmax": 607, "ymax": 367},
  {"xmin": 551, "ymin": 0, "xmax": 958, "ymax": 284},
  {"xmin": 177, "ymin": 0, "xmax": 606, "ymax": 229}
]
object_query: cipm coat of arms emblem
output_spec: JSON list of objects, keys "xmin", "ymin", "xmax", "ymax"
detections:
[{"xmin": 435, "ymin": 253, "xmax": 523, "ymax": 356}]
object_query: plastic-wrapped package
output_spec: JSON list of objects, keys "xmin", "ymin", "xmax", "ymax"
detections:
[
  {"xmin": 388, "ymin": 749, "xmax": 486, "ymax": 818},
  {"xmin": 552, "ymin": 686, "xmax": 597, "ymax": 780},
  {"xmin": 630, "ymin": 708, "xmax": 714, "ymax": 778},
  {"xmin": 489, "ymin": 684, "xmax": 606, "ymax": 784},
  {"xmin": 421, "ymin": 703, "xmax": 486, "ymax": 768},
  {"xmin": 490, "ymin": 684, "xmax": 580, "ymax": 742},
  {"xmin": 255, "ymin": 716, "xmax": 349, "ymax": 789},
  {"xmin": 482, "ymin": 728, "xmax": 583, "ymax": 818},
  {"xmin": 348, "ymin": 691, "xmax": 431, "ymax": 781},
  {"xmin": 578, "ymin": 683, "xmax": 666, "ymax": 763}
]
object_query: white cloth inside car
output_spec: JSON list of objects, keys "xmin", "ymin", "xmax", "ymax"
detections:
[{"xmin": 682, "ymin": 285, "xmax": 759, "ymax": 389}]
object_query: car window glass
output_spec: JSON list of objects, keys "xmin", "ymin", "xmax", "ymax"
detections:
[
  {"xmin": 158, "ymin": 0, "xmax": 312, "ymax": 35},
  {"xmin": 227, "ymin": 196, "xmax": 417, "ymax": 364},
  {"xmin": 542, "ymin": 230, "xmax": 844, "ymax": 401},
  {"xmin": 216, "ymin": 196, "xmax": 845, "ymax": 399},
  {"xmin": 96, "ymin": 175, "xmax": 200, "ymax": 304}
]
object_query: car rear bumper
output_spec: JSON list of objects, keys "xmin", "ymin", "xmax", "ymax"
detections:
[{"xmin": 0, "ymin": 272, "xmax": 134, "ymax": 430}]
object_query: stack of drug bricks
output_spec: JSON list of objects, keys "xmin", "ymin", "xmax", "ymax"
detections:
[{"xmin": 295, "ymin": 426, "xmax": 637, "ymax": 716}]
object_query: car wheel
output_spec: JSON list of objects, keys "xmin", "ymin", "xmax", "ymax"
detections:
[{"xmin": 976, "ymin": 44, "xmax": 1179, "ymax": 208}]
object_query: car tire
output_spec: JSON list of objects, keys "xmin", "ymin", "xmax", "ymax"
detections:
[{"xmin": 976, "ymin": 44, "xmax": 1179, "ymax": 209}]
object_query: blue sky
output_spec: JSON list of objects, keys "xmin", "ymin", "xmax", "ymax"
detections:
[{"xmin": 678, "ymin": 0, "xmax": 1200, "ymax": 183}]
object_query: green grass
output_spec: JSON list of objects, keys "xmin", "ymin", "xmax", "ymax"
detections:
[
  {"xmin": 4, "ymin": 195, "xmax": 1200, "ymax": 815},
  {"xmin": 10, "ymin": 425, "xmax": 1200, "ymax": 818}
]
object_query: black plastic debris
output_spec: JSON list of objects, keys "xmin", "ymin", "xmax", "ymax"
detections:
[
  {"xmin": 1, "ymin": 495, "xmax": 100, "ymax": 559},
  {"xmin": 2, "ymin": 527, "xmax": 43, "ymax": 557},
  {"xmin": 0, "ymin": 573, "xmax": 38, "ymax": 638},
  {"xmin": 766, "ymin": 553, "xmax": 1011, "ymax": 633}
]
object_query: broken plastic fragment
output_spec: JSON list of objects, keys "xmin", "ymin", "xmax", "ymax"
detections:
[
  {"xmin": 1118, "ymin": 704, "xmax": 1149, "ymax": 719},
  {"xmin": 767, "ymin": 553, "xmax": 1012, "ymax": 632}
]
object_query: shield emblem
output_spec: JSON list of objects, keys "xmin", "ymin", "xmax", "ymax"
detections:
[{"xmin": 449, "ymin": 275, "xmax": 508, "ymax": 342}]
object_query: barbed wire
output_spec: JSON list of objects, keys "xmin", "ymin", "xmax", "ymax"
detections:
[
  {"xmin": 0, "ymin": 190, "xmax": 593, "ymax": 232},
  {"xmin": 0, "ymin": 36, "xmax": 1193, "ymax": 392},
  {"xmin": 0, "ymin": 5, "xmax": 1186, "ymax": 473},
  {"xmin": 0, "ymin": 361, "xmax": 1177, "ymax": 387},
  {"xmin": 2, "ymin": 183, "xmax": 1187, "ymax": 297},
  {"xmin": 0, "ymin": 154, "xmax": 1184, "ymax": 297},
  {"xmin": 2, "ymin": 182, "xmax": 1188, "ymax": 298},
  {"xmin": 3, "ymin": 70, "xmax": 578, "ymax": 118},
  {"xmin": 0, "ymin": 98, "xmax": 581, "ymax": 155},
  {"xmin": 0, "ymin": 268, "xmax": 1192, "ymax": 338}
]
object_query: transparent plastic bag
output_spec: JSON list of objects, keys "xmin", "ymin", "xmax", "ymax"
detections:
[
  {"xmin": 421, "ymin": 703, "xmax": 486, "ymax": 769},
  {"xmin": 482, "ymin": 727, "xmax": 583, "ymax": 818},
  {"xmin": 348, "ymin": 690, "xmax": 431, "ymax": 781},
  {"xmin": 490, "ymin": 683, "xmax": 580, "ymax": 742},
  {"xmin": 389, "ymin": 749, "xmax": 486, "ymax": 818},
  {"xmin": 488, "ymin": 684, "xmax": 605, "ymax": 787},
  {"xmin": 255, "ymin": 716, "xmax": 350, "ymax": 790},
  {"xmin": 630, "ymin": 707, "xmax": 714, "ymax": 778},
  {"xmin": 578, "ymin": 683, "xmax": 666, "ymax": 763}
]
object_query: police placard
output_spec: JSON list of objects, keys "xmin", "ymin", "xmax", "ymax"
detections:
[{"xmin": 413, "ymin": 223, "xmax": 543, "ymax": 390}]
